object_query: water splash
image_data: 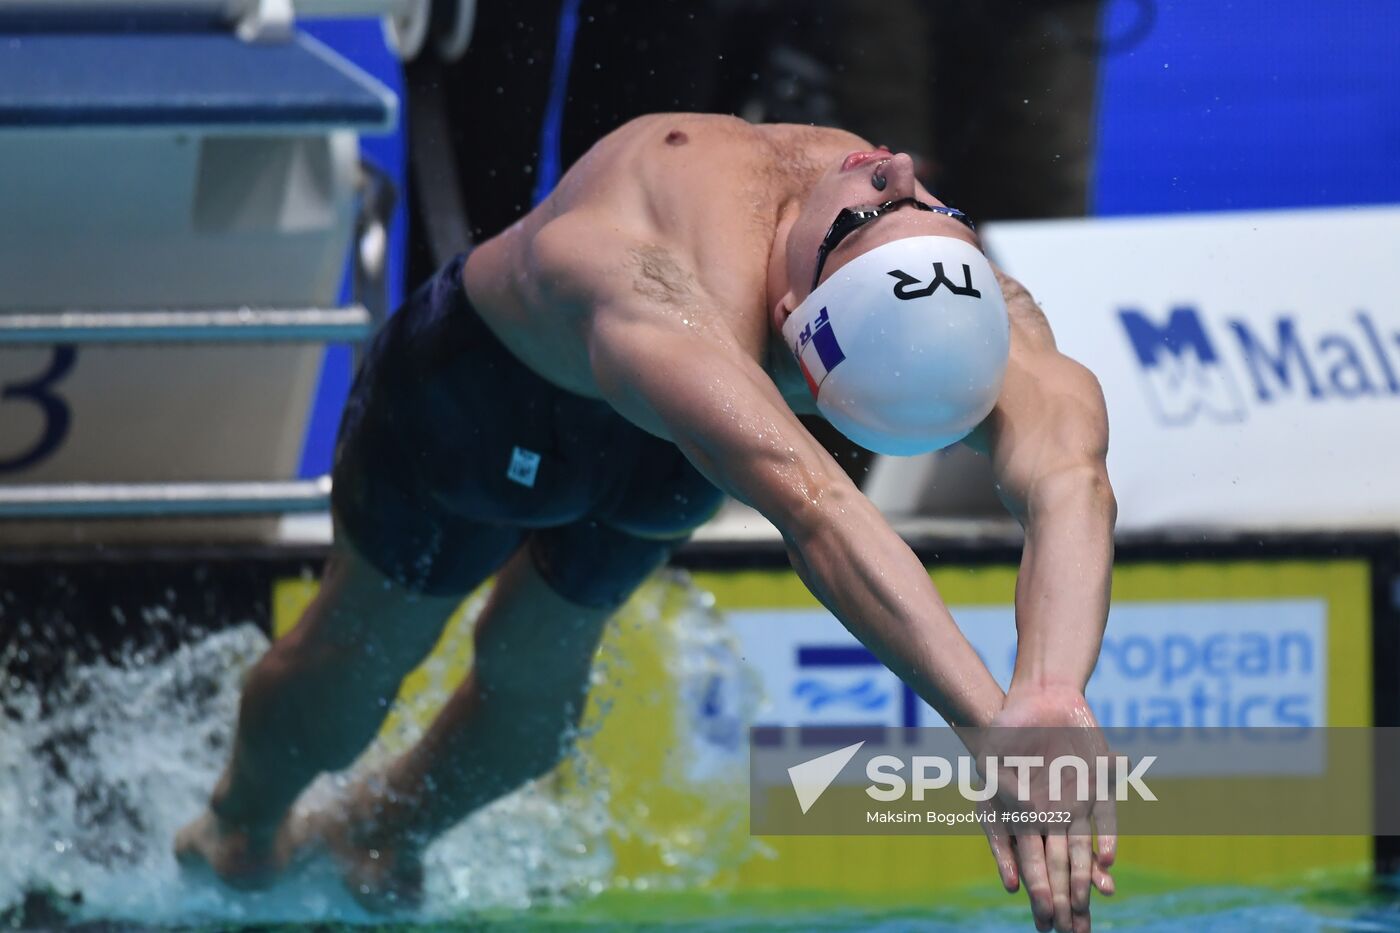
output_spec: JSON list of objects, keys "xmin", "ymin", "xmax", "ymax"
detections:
[
  {"xmin": 0, "ymin": 625, "xmax": 271, "ymax": 923},
  {"xmin": 0, "ymin": 572, "xmax": 759, "ymax": 926},
  {"xmin": 0, "ymin": 576, "xmax": 1391, "ymax": 931}
]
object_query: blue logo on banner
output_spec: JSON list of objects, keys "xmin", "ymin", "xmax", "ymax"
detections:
[
  {"xmin": 1118, "ymin": 305, "xmax": 1400, "ymax": 426},
  {"xmin": 1118, "ymin": 306, "xmax": 1246, "ymax": 425},
  {"xmin": 794, "ymin": 678, "xmax": 890, "ymax": 712},
  {"xmin": 797, "ymin": 645, "xmax": 920, "ymax": 727}
]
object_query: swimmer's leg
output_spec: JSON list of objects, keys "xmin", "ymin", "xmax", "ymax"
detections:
[
  {"xmin": 382, "ymin": 545, "xmax": 618, "ymax": 828},
  {"xmin": 305, "ymin": 526, "xmax": 673, "ymax": 909},
  {"xmin": 175, "ymin": 534, "xmax": 491, "ymax": 888}
]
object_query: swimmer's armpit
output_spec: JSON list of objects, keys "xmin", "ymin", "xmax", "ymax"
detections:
[{"xmin": 627, "ymin": 243, "xmax": 697, "ymax": 306}]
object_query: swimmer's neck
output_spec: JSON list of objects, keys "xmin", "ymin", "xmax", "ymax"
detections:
[
  {"xmin": 761, "ymin": 195, "xmax": 821, "ymax": 415},
  {"xmin": 764, "ymin": 337, "xmax": 820, "ymax": 416}
]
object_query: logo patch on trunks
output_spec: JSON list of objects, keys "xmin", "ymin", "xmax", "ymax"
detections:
[{"xmin": 506, "ymin": 446, "xmax": 541, "ymax": 487}]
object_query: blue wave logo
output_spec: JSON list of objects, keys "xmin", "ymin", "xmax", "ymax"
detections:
[{"xmin": 793, "ymin": 678, "xmax": 890, "ymax": 712}]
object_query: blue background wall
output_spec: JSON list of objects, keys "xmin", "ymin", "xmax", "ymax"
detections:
[
  {"xmin": 296, "ymin": 19, "xmax": 406, "ymax": 478},
  {"xmin": 298, "ymin": 1, "xmax": 1400, "ymax": 476},
  {"xmin": 1093, "ymin": 0, "xmax": 1400, "ymax": 215}
]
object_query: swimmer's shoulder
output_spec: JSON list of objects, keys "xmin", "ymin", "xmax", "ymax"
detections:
[
  {"xmin": 610, "ymin": 112, "xmax": 760, "ymax": 146},
  {"xmin": 552, "ymin": 113, "xmax": 866, "ymax": 211},
  {"xmin": 618, "ymin": 112, "xmax": 865, "ymax": 151},
  {"xmin": 525, "ymin": 210, "xmax": 693, "ymax": 316},
  {"xmin": 556, "ymin": 113, "xmax": 778, "ymax": 197},
  {"xmin": 519, "ymin": 115, "xmax": 744, "ymax": 296},
  {"xmin": 621, "ymin": 113, "xmax": 864, "ymax": 171},
  {"xmin": 505, "ymin": 113, "xmax": 799, "ymax": 324}
]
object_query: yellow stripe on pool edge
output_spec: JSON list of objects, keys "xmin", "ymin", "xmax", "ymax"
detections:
[{"xmin": 271, "ymin": 557, "xmax": 1373, "ymax": 900}]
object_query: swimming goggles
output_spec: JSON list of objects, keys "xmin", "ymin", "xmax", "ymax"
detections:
[{"xmin": 812, "ymin": 197, "xmax": 976, "ymax": 291}]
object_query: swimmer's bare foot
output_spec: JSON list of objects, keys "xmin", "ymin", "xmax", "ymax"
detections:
[
  {"xmin": 174, "ymin": 809, "xmax": 288, "ymax": 889},
  {"xmin": 282, "ymin": 779, "xmax": 427, "ymax": 914}
]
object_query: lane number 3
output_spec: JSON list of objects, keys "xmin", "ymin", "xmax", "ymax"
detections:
[{"xmin": 0, "ymin": 347, "xmax": 77, "ymax": 473}]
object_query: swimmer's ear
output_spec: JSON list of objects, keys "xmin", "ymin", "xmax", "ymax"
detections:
[{"xmin": 770, "ymin": 291, "xmax": 800, "ymax": 335}]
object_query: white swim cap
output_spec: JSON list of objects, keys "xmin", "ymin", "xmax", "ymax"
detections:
[{"xmin": 782, "ymin": 235, "xmax": 1010, "ymax": 456}]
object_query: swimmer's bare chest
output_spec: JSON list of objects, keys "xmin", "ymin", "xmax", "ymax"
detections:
[{"xmin": 462, "ymin": 114, "xmax": 858, "ymax": 401}]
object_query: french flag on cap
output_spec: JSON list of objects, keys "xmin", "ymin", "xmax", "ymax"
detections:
[{"xmin": 794, "ymin": 306, "xmax": 846, "ymax": 397}]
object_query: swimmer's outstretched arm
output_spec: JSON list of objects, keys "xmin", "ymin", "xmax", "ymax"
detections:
[
  {"xmin": 574, "ymin": 230, "xmax": 1107, "ymax": 931},
  {"xmin": 962, "ymin": 268, "xmax": 1118, "ymax": 933},
  {"xmin": 967, "ymin": 270, "xmax": 1115, "ymax": 702},
  {"xmin": 588, "ymin": 305, "xmax": 1006, "ymax": 731}
]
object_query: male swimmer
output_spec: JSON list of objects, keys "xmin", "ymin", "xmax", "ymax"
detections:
[{"xmin": 177, "ymin": 114, "xmax": 1117, "ymax": 933}]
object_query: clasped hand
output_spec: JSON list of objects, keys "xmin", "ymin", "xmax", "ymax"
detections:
[{"xmin": 973, "ymin": 688, "xmax": 1116, "ymax": 933}]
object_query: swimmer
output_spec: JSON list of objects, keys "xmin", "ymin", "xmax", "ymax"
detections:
[{"xmin": 176, "ymin": 114, "xmax": 1117, "ymax": 932}]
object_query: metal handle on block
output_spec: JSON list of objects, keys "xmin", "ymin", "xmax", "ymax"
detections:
[
  {"xmin": 0, "ymin": 306, "xmax": 373, "ymax": 346},
  {"xmin": 0, "ymin": 477, "xmax": 332, "ymax": 519}
]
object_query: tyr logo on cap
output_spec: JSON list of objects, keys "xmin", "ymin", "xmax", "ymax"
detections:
[{"xmin": 888, "ymin": 264, "xmax": 982, "ymax": 301}]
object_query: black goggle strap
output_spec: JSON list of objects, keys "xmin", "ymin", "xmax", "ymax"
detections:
[{"xmin": 811, "ymin": 199, "xmax": 974, "ymax": 291}]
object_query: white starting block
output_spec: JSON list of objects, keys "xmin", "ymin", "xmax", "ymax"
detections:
[
  {"xmin": 0, "ymin": 0, "xmax": 478, "ymax": 60},
  {"xmin": 0, "ymin": 5, "xmax": 402, "ymax": 543}
]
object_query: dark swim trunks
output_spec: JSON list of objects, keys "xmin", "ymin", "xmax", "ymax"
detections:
[{"xmin": 330, "ymin": 251, "xmax": 725, "ymax": 608}]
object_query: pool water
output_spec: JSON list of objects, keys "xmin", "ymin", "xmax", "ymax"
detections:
[
  {"xmin": 3, "ymin": 585, "xmax": 1398, "ymax": 931},
  {"xmin": 10, "ymin": 882, "xmax": 1400, "ymax": 931}
]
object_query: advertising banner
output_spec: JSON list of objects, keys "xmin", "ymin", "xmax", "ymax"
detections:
[
  {"xmin": 682, "ymin": 558, "xmax": 1371, "ymax": 891},
  {"xmin": 267, "ymin": 557, "xmax": 1373, "ymax": 895},
  {"xmin": 727, "ymin": 599, "xmax": 1327, "ymax": 739},
  {"xmin": 983, "ymin": 206, "xmax": 1400, "ymax": 531}
]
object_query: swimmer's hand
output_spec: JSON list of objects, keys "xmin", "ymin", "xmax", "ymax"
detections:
[{"xmin": 975, "ymin": 688, "xmax": 1116, "ymax": 933}]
